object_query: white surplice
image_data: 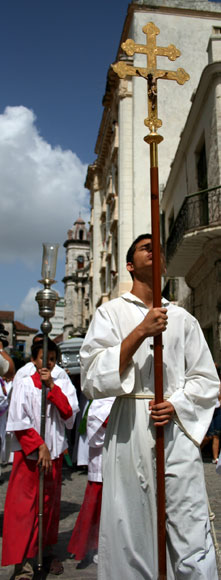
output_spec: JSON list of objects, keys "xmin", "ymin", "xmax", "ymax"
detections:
[
  {"xmin": 80, "ymin": 292, "xmax": 219, "ymax": 580},
  {"xmin": 13, "ymin": 361, "xmax": 74, "ymax": 384},
  {"xmin": 87, "ymin": 398, "xmax": 114, "ymax": 482},
  {"xmin": 7, "ymin": 376, "xmax": 79, "ymax": 460}
]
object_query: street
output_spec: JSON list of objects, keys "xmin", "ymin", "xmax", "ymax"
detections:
[
  {"xmin": 0, "ymin": 464, "xmax": 97, "ymax": 580},
  {"xmin": 0, "ymin": 459, "xmax": 221, "ymax": 580}
]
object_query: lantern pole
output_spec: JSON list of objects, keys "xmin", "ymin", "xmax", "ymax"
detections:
[
  {"xmin": 112, "ymin": 22, "xmax": 189, "ymax": 579},
  {"xmin": 35, "ymin": 243, "xmax": 59, "ymax": 574}
]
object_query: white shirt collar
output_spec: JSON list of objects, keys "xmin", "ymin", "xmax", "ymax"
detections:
[{"xmin": 121, "ymin": 292, "xmax": 170, "ymax": 308}]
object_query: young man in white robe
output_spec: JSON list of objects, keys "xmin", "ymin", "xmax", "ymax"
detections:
[{"xmin": 80, "ymin": 233, "xmax": 219, "ymax": 580}]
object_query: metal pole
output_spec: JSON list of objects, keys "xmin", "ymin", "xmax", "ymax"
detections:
[
  {"xmin": 35, "ymin": 244, "xmax": 59, "ymax": 575},
  {"xmin": 37, "ymin": 322, "xmax": 50, "ymax": 572}
]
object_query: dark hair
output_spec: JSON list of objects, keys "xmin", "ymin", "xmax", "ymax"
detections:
[
  {"xmin": 126, "ymin": 234, "xmax": 152, "ymax": 264},
  {"xmin": 32, "ymin": 333, "xmax": 44, "ymax": 344},
  {"xmin": 31, "ymin": 338, "xmax": 59, "ymax": 361}
]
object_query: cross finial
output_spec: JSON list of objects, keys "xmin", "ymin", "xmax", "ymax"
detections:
[{"xmin": 112, "ymin": 22, "xmax": 189, "ymax": 143}]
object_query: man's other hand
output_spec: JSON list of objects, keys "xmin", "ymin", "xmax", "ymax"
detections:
[{"xmin": 149, "ymin": 399, "xmax": 174, "ymax": 426}]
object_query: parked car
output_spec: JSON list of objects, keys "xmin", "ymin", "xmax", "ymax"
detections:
[{"xmin": 58, "ymin": 337, "xmax": 84, "ymax": 376}]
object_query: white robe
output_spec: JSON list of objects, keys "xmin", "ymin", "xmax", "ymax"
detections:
[
  {"xmin": 13, "ymin": 361, "xmax": 73, "ymax": 384},
  {"xmin": 80, "ymin": 292, "xmax": 219, "ymax": 580},
  {"xmin": 0, "ymin": 380, "xmax": 13, "ymax": 464},
  {"xmin": 87, "ymin": 398, "xmax": 114, "ymax": 482},
  {"xmin": 0, "ymin": 354, "xmax": 9, "ymax": 376},
  {"xmin": 7, "ymin": 375, "xmax": 79, "ymax": 460}
]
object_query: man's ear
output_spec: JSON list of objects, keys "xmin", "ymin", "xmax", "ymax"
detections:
[{"xmin": 127, "ymin": 262, "xmax": 134, "ymax": 274}]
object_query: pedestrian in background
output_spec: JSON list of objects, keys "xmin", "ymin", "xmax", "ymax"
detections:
[
  {"xmin": 68, "ymin": 397, "xmax": 114, "ymax": 568},
  {"xmin": 0, "ymin": 323, "xmax": 14, "ymax": 380}
]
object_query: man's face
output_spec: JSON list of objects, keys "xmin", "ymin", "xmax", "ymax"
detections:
[
  {"xmin": 32, "ymin": 349, "xmax": 56, "ymax": 372},
  {"xmin": 127, "ymin": 238, "xmax": 153, "ymax": 278},
  {"xmin": 127, "ymin": 238, "xmax": 166, "ymax": 279}
]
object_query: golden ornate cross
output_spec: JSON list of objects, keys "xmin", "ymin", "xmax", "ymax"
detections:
[{"xmin": 112, "ymin": 22, "xmax": 189, "ymax": 142}]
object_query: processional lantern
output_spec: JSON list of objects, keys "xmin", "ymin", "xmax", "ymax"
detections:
[
  {"xmin": 112, "ymin": 22, "xmax": 189, "ymax": 579},
  {"xmin": 35, "ymin": 243, "xmax": 59, "ymax": 573},
  {"xmin": 36, "ymin": 243, "xmax": 59, "ymax": 336}
]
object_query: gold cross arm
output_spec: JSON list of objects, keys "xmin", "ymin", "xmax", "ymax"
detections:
[
  {"xmin": 112, "ymin": 61, "xmax": 189, "ymax": 86},
  {"xmin": 111, "ymin": 22, "xmax": 190, "ymax": 138},
  {"xmin": 122, "ymin": 38, "xmax": 181, "ymax": 63}
]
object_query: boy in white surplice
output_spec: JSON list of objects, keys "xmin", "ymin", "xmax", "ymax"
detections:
[{"xmin": 2, "ymin": 339, "xmax": 79, "ymax": 579}]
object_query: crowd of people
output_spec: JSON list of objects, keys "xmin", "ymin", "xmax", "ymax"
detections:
[{"xmin": 0, "ymin": 233, "xmax": 220, "ymax": 580}]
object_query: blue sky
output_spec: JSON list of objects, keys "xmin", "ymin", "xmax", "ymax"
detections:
[
  {"xmin": 0, "ymin": 0, "xmax": 130, "ymax": 163},
  {"xmin": 0, "ymin": 0, "xmax": 130, "ymax": 331}
]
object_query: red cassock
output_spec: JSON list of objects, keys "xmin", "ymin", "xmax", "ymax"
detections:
[
  {"xmin": 67, "ymin": 414, "xmax": 110, "ymax": 560},
  {"xmin": 67, "ymin": 481, "xmax": 102, "ymax": 560},
  {"xmin": 2, "ymin": 372, "xmax": 72, "ymax": 566}
]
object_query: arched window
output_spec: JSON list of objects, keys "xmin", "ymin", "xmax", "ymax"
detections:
[
  {"xmin": 77, "ymin": 255, "xmax": 84, "ymax": 269},
  {"xmin": 79, "ymin": 229, "xmax": 84, "ymax": 241}
]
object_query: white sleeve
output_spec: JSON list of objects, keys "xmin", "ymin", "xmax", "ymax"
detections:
[
  {"xmin": 0, "ymin": 381, "xmax": 8, "ymax": 410},
  {"xmin": 80, "ymin": 307, "xmax": 135, "ymax": 399},
  {"xmin": 12, "ymin": 362, "xmax": 35, "ymax": 390},
  {"xmin": 87, "ymin": 397, "xmax": 115, "ymax": 448},
  {"xmin": 169, "ymin": 317, "xmax": 219, "ymax": 445},
  {"xmin": 54, "ymin": 378, "xmax": 79, "ymax": 429},
  {"xmin": 0, "ymin": 354, "xmax": 9, "ymax": 376},
  {"xmin": 6, "ymin": 378, "xmax": 33, "ymax": 432}
]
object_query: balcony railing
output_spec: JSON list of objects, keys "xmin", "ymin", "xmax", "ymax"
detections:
[{"xmin": 166, "ymin": 185, "xmax": 221, "ymax": 263}]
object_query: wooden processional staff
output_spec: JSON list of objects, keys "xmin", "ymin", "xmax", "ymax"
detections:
[{"xmin": 112, "ymin": 22, "xmax": 189, "ymax": 579}]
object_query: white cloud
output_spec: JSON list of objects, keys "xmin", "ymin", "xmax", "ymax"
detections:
[
  {"xmin": 0, "ymin": 106, "xmax": 89, "ymax": 266},
  {"xmin": 15, "ymin": 286, "xmax": 40, "ymax": 326}
]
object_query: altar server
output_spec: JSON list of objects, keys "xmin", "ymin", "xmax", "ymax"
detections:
[
  {"xmin": 68, "ymin": 397, "xmax": 114, "ymax": 566},
  {"xmin": 80, "ymin": 234, "xmax": 219, "ymax": 580},
  {"xmin": 2, "ymin": 339, "xmax": 79, "ymax": 579}
]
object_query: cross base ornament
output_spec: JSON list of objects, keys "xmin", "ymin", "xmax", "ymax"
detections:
[{"xmin": 112, "ymin": 22, "xmax": 189, "ymax": 142}]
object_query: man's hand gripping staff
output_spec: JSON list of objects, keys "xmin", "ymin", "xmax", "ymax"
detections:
[{"xmin": 119, "ymin": 306, "xmax": 175, "ymax": 425}]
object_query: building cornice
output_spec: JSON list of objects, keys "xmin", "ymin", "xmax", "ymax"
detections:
[
  {"xmin": 85, "ymin": 161, "xmax": 103, "ymax": 191},
  {"xmin": 63, "ymin": 239, "xmax": 90, "ymax": 249},
  {"xmin": 132, "ymin": 1, "xmax": 221, "ymax": 17}
]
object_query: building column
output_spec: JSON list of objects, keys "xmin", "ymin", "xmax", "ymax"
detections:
[
  {"xmin": 118, "ymin": 79, "xmax": 133, "ymax": 295},
  {"xmin": 92, "ymin": 188, "xmax": 102, "ymax": 310}
]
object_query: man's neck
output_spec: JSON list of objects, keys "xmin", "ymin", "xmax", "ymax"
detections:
[{"xmin": 130, "ymin": 280, "xmax": 153, "ymax": 308}]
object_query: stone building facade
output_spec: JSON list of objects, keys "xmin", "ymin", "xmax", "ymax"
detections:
[
  {"xmin": 161, "ymin": 33, "xmax": 221, "ymax": 364},
  {"xmin": 85, "ymin": 0, "xmax": 221, "ymax": 314},
  {"xmin": 63, "ymin": 217, "xmax": 90, "ymax": 339},
  {"xmin": 50, "ymin": 297, "xmax": 65, "ymax": 341},
  {"xmin": 0, "ymin": 311, "xmax": 37, "ymax": 357}
]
